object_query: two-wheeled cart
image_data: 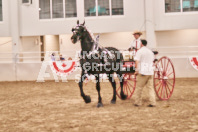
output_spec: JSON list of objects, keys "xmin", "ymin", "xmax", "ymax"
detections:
[{"xmin": 116, "ymin": 51, "xmax": 175, "ymax": 100}]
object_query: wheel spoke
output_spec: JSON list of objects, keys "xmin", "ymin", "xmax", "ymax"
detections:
[
  {"xmin": 123, "ymin": 84, "xmax": 126, "ymax": 93},
  {"xmin": 124, "ymin": 83, "xmax": 127, "ymax": 93},
  {"xmin": 127, "ymin": 85, "xmax": 131, "ymax": 96},
  {"xmin": 164, "ymin": 86, "xmax": 166, "ymax": 99},
  {"xmin": 160, "ymin": 60, "xmax": 163, "ymax": 69},
  {"xmin": 165, "ymin": 60, "xmax": 170, "ymax": 73},
  {"xmin": 165, "ymin": 83, "xmax": 169, "ymax": 98},
  {"xmin": 166, "ymin": 72, "xmax": 173, "ymax": 77},
  {"xmin": 163, "ymin": 59, "xmax": 166, "ymax": 73},
  {"xmin": 157, "ymin": 82, "xmax": 163, "ymax": 93},
  {"xmin": 166, "ymin": 67, "xmax": 172, "ymax": 75},
  {"xmin": 166, "ymin": 82, "xmax": 172, "ymax": 93},
  {"xmin": 127, "ymin": 81, "xmax": 135, "ymax": 88},
  {"xmin": 162, "ymin": 87, "xmax": 164, "ymax": 99},
  {"xmin": 129, "ymin": 84, "xmax": 132, "ymax": 93},
  {"xmin": 116, "ymin": 86, "xmax": 121, "ymax": 92},
  {"xmin": 160, "ymin": 84, "xmax": 164, "ymax": 97},
  {"xmin": 167, "ymin": 80, "xmax": 174, "ymax": 87},
  {"xmin": 163, "ymin": 84, "xmax": 166, "ymax": 99},
  {"xmin": 167, "ymin": 80, "xmax": 174, "ymax": 91},
  {"xmin": 125, "ymin": 84, "xmax": 129, "ymax": 96},
  {"xmin": 127, "ymin": 81, "xmax": 134, "ymax": 87},
  {"xmin": 155, "ymin": 80, "xmax": 161, "ymax": 87},
  {"xmin": 126, "ymin": 83, "xmax": 133, "ymax": 93}
]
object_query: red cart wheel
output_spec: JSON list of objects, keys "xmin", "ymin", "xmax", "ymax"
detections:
[
  {"xmin": 154, "ymin": 56, "xmax": 175, "ymax": 100},
  {"xmin": 116, "ymin": 73, "xmax": 136, "ymax": 99}
]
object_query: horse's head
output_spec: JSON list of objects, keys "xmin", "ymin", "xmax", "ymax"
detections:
[{"xmin": 71, "ymin": 20, "xmax": 86, "ymax": 44}]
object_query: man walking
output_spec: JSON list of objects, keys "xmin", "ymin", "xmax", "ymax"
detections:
[{"xmin": 134, "ymin": 39, "xmax": 156, "ymax": 107}]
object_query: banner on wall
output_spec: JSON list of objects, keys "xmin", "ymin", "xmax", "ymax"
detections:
[
  {"xmin": 50, "ymin": 61, "xmax": 77, "ymax": 76},
  {"xmin": 189, "ymin": 57, "xmax": 198, "ymax": 71}
]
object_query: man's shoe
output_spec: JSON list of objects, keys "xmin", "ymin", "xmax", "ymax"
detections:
[
  {"xmin": 147, "ymin": 104, "xmax": 155, "ymax": 107},
  {"xmin": 134, "ymin": 104, "xmax": 139, "ymax": 107}
]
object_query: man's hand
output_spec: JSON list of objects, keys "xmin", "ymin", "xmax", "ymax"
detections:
[
  {"xmin": 134, "ymin": 71, "xmax": 139, "ymax": 75},
  {"xmin": 132, "ymin": 47, "xmax": 137, "ymax": 50},
  {"xmin": 135, "ymin": 60, "xmax": 139, "ymax": 75}
]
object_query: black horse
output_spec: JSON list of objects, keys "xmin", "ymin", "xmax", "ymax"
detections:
[{"xmin": 71, "ymin": 20, "xmax": 127, "ymax": 107}]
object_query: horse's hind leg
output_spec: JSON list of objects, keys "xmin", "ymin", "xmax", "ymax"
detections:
[
  {"xmin": 79, "ymin": 71, "xmax": 91, "ymax": 103},
  {"xmin": 117, "ymin": 73, "xmax": 127, "ymax": 100},
  {"xmin": 95, "ymin": 75, "xmax": 103, "ymax": 107},
  {"xmin": 109, "ymin": 74, "xmax": 116, "ymax": 104}
]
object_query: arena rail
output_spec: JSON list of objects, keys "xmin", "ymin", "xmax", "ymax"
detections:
[
  {"xmin": 0, "ymin": 46, "xmax": 198, "ymax": 81},
  {"xmin": 0, "ymin": 46, "xmax": 198, "ymax": 62}
]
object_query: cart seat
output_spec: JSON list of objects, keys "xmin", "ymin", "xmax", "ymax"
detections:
[{"xmin": 123, "ymin": 61, "xmax": 135, "ymax": 68}]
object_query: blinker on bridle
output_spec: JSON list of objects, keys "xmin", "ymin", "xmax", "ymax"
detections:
[{"xmin": 72, "ymin": 25, "xmax": 87, "ymax": 36}]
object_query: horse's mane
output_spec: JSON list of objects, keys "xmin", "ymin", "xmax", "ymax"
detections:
[{"xmin": 83, "ymin": 26, "xmax": 95, "ymax": 42}]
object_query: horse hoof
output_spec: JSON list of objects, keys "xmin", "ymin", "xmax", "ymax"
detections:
[
  {"xmin": 120, "ymin": 93, "xmax": 127, "ymax": 100},
  {"xmin": 97, "ymin": 103, "xmax": 103, "ymax": 108},
  {"xmin": 84, "ymin": 95, "xmax": 91, "ymax": 103},
  {"xmin": 111, "ymin": 100, "xmax": 116, "ymax": 104}
]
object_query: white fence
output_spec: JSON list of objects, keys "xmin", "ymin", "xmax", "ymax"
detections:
[{"xmin": 0, "ymin": 47, "xmax": 198, "ymax": 81}]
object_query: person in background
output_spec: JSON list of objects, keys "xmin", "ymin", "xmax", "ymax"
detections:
[
  {"xmin": 68, "ymin": 57, "xmax": 72, "ymax": 60},
  {"xmin": 51, "ymin": 53, "xmax": 56, "ymax": 61},
  {"xmin": 134, "ymin": 39, "xmax": 156, "ymax": 107},
  {"xmin": 60, "ymin": 54, "xmax": 65, "ymax": 61},
  {"xmin": 128, "ymin": 31, "xmax": 142, "ymax": 52}
]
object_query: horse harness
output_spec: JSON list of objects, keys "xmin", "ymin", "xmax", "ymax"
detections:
[{"xmin": 81, "ymin": 34, "xmax": 113, "ymax": 65}]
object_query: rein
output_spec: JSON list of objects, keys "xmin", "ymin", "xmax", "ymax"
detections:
[{"xmin": 73, "ymin": 25, "xmax": 113, "ymax": 62}]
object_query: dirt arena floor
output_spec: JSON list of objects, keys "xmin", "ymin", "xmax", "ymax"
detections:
[{"xmin": 0, "ymin": 78, "xmax": 198, "ymax": 132}]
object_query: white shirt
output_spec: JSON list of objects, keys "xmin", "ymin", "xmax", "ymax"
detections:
[
  {"xmin": 51, "ymin": 55, "xmax": 56, "ymax": 61},
  {"xmin": 134, "ymin": 46, "xmax": 154, "ymax": 75},
  {"xmin": 129, "ymin": 38, "xmax": 141, "ymax": 50}
]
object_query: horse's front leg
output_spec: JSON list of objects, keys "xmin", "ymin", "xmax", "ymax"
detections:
[
  {"xmin": 118, "ymin": 73, "xmax": 127, "ymax": 100},
  {"xmin": 79, "ymin": 71, "xmax": 91, "ymax": 103},
  {"xmin": 95, "ymin": 75, "xmax": 103, "ymax": 107}
]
